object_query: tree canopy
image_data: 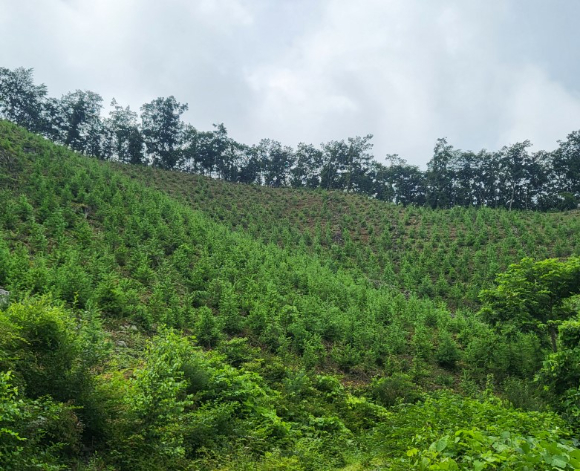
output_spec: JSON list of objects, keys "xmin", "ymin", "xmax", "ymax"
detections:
[
  {"xmin": 480, "ymin": 257, "xmax": 580, "ymax": 351},
  {"xmin": 1, "ymin": 66, "xmax": 580, "ymax": 211}
]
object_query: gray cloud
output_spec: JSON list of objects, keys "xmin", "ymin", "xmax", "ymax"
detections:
[{"xmin": 1, "ymin": 0, "xmax": 579, "ymax": 166}]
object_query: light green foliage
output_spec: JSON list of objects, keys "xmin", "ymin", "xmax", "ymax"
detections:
[
  {"xmin": 0, "ymin": 120, "xmax": 473, "ymax": 376},
  {"xmin": 113, "ymin": 330, "xmax": 297, "ymax": 470},
  {"xmin": 1, "ymin": 121, "xmax": 580, "ymax": 469},
  {"xmin": 372, "ymin": 392, "xmax": 576, "ymax": 470},
  {"xmin": 412, "ymin": 430, "xmax": 580, "ymax": 470},
  {"xmin": 121, "ymin": 161, "xmax": 580, "ymax": 309},
  {"xmin": 194, "ymin": 305, "xmax": 222, "ymax": 347},
  {"xmin": 118, "ymin": 330, "xmax": 194, "ymax": 468}
]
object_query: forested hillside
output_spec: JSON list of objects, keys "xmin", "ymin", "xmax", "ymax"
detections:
[
  {"xmin": 1, "ymin": 66, "xmax": 580, "ymax": 211},
  {"xmin": 1, "ymin": 121, "xmax": 580, "ymax": 470}
]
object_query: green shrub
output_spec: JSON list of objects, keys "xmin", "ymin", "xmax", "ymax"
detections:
[
  {"xmin": 0, "ymin": 298, "xmax": 111, "ymax": 445},
  {"xmin": 436, "ymin": 331, "xmax": 461, "ymax": 369},
  {"xmin": 371, "ymin": 373, "xmax": 422, "ymax": 407},
  {"xmin": 374, "ymin": 391, "xmax": 578, "ymax": 469},
  {"xmin": 411, "ymin": 430, "xmax": 580, "ymax": 470},
  {"xmin": 93, "ymin": 274, "xmax": 141, "ymax": 318},
  {"xmin": 0, "ymin": 370, "xmax": 82, "ymax": 470}
]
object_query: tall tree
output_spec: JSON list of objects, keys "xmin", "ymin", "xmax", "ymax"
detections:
[
  {"xmin": 385, "ymin": 162, "xmax": 426, "ymax": 206},
  {"xmin": 212, "ymin": 123, "xmax": 239, "ymax": 181},
  {"xmin": 368, "ymin": 160, "xmax": 394, "ymax": 201},
  {"xmin": 0, "ymin": 67, "xmax": 47, "ymax": 133},
  {"xmin": 320, "ymin": 135, "xmax": 373, "ymax": 192},
  {"xmin": 180, "ymin": 124, "xmax": 202, "ymax": 173},
  {"xmin": 553, "ymin": 131, "xmax": 580, "ymax": 201},
  {"xmin": 106, "ymin": 99, "xmax": 144, "ymax": 164},
  {"xmin": 426, "ymin": 138, "xmax": 456, "ymax": 208},
  {"xmin": 45, "ymin": 90, "xmax": 104, "ymax": 156},
  {"xmin": 236, "ymin": 144, "xmax": 261, "ymax": 184},
  {"xmin": 256, "ymin": 139, "xmax": 295, "ymax": 187},
  {"xmin": 291, "ymin": 143, "xmax": 323, "ymax": 188},
  {"xmin": 344, "ymin": 135, "xmax": 374, "ymax": 193},
  {"xmin": 140, "ymin": 96, "xmax": 188, "ymax": 169},
  {"xmin": 186, "ymin": 123, "xmax": 238, "ymax": 179},
  {"xmin": 450, "ymin": 150, "xmax": 479, "ymax": 207},
  {"xmin": 497, "ymin": 141, "xmax": 533, "ymax": 210}
]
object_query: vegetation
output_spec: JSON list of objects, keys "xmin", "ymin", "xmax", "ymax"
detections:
[
  {"xmin": 0, "ymin": 115, "xmax": 579, "ymax": 469},
  {"xmin": 480, "ymin": 257, "xmax": 580, "ymax": 351},
  {"xmin": 1, "ymin": 66, "xmax": 580, "ymax": 211},
  {"xmin": 117, "ymin": 162, "xmax": 580, "ymax": 309}
]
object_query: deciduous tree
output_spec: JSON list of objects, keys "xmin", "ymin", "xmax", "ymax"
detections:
[{"xmin": 480, "ymin": 257, "xmax": 580, "ymax": 352}]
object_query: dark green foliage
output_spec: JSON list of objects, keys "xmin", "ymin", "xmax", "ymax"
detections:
[
  {"xmin": 559, "ymin": 318, "xmax": 580, "ymax": 349},
  {"xmin": 49, "ymin": 90, "xmax": 105, "ymax": 156},
  {"xmin": 1, "ymin": 299, "xmax": 86, "ymax": 400},
  {"xmin": 536, "ymin": 319, "xmax": 580, "ymax": 430},
  {"xmin": 371, "ymin": 373, "xmax": 423, "ymax": 407},
  {"xmin": 140, "ymin": 96, "xmax": 188, "ymax": 169},
  {"xmin": 501, "ymin": 377, "xmax": 547, "ymax": 412},
  {"xmin": 436, "ymin": 331, "xmax": 461, "ymax": 369},
  {"xmin": 0, "ymin": 67, "xmax": 47, "ymax": 133},
  {"xmin": 480, "ymin": 257, "xmax": 580, "ymax": 351},
  {"xmin": 106, "ymin": 99, "xmax": 144, "ymax": 165},
  {"xmin": 0, "ymin": 371, "xmax": 82, "ymax": 471},
  {"xmin": 0, "ymin": 298, "xmax": 111, "ymax": 444}
]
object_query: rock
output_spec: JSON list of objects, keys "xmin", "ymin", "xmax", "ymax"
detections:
[
  {"xmin": 0, "ymin": 288, "xmax": 9, "ymax": 308},
  {"xmin": 116, "ymin": 340, "xmax": 128, "ymax": 348}
]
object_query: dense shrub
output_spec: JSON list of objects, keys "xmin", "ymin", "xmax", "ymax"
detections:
[{"xmin": 370, "ymin": 373, "xmax": 423, "ymax": 407}]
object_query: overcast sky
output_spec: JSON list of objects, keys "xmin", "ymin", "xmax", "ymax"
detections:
[{"xmin": 2, "ymin": 0, "xmax": 580, "ymax": 166}]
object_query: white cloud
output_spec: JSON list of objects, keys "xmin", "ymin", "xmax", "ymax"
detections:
[
  {"xmin": 500, "ymin": 65, "xmax": 580, "ymax": 148},
  {"xmin": 241, "ymin": 0, "xmax": 580, "ymax": 164},
  {"xmin": 243, "ymin": 0, "xmax": 504, "ymax": 163},
  {"xmin": 1, "ymin": 0, "xmax": 579, "ymax": 165}
]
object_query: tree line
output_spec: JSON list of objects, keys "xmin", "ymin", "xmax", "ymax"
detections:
[{"xmin": 1, "ymin": 66, "xmax": 579, "ymax": 210}]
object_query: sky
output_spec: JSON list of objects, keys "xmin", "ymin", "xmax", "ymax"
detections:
[{"xmin": 1, "ymin": 0, "xmax": 580, "ymax": 167}]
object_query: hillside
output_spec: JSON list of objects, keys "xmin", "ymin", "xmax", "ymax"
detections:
[
  {"xmin": 1, "ymin": 120, "xmax": 579, "ymax": 470},
  {"xmin": 118, "ymin": 162, "xmax": 580, "ymax": 308}
]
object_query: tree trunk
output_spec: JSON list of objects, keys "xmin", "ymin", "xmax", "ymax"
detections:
[
  {"xmin": 508, "ymin": 181, "xmax": 516, "ymax": 211},
  {"xmin": 549, "ymin": 326, "xmax": 558, "ymax": 353}
]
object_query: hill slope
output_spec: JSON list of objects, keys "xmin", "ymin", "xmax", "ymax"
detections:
[
  {"xmin": 0, "ymin": 121, "xmax": 579, "ymax": 470},
  {"xmin": 117, "ymin": 162, "xmax": 580, "ymax": 308}
]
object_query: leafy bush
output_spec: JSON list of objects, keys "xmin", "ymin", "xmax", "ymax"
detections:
[
  {"xmin": 370, "ymin": 373, "xmax": 423, "ymax": 407},
  {"xmin": 0, "ymin": 370, "xmax": 82, "ymax": 470},
  {"xmin": 373, "ymin": 392, "xmax": 578, "ymax": 470},
  {"xmin": 0, "ymin": 298, "xmax": 111, "ymax": 446},
  {"xmin": 410, "ymin": 430, "xmax": 580, "ymax": 470},
  {"xmin": 116, "ymin": 330, "xmax": 194, "ymax": 469},
  {"xmin": 436, "ymin": 331, "xmax": 461, "ymax": 369}
]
